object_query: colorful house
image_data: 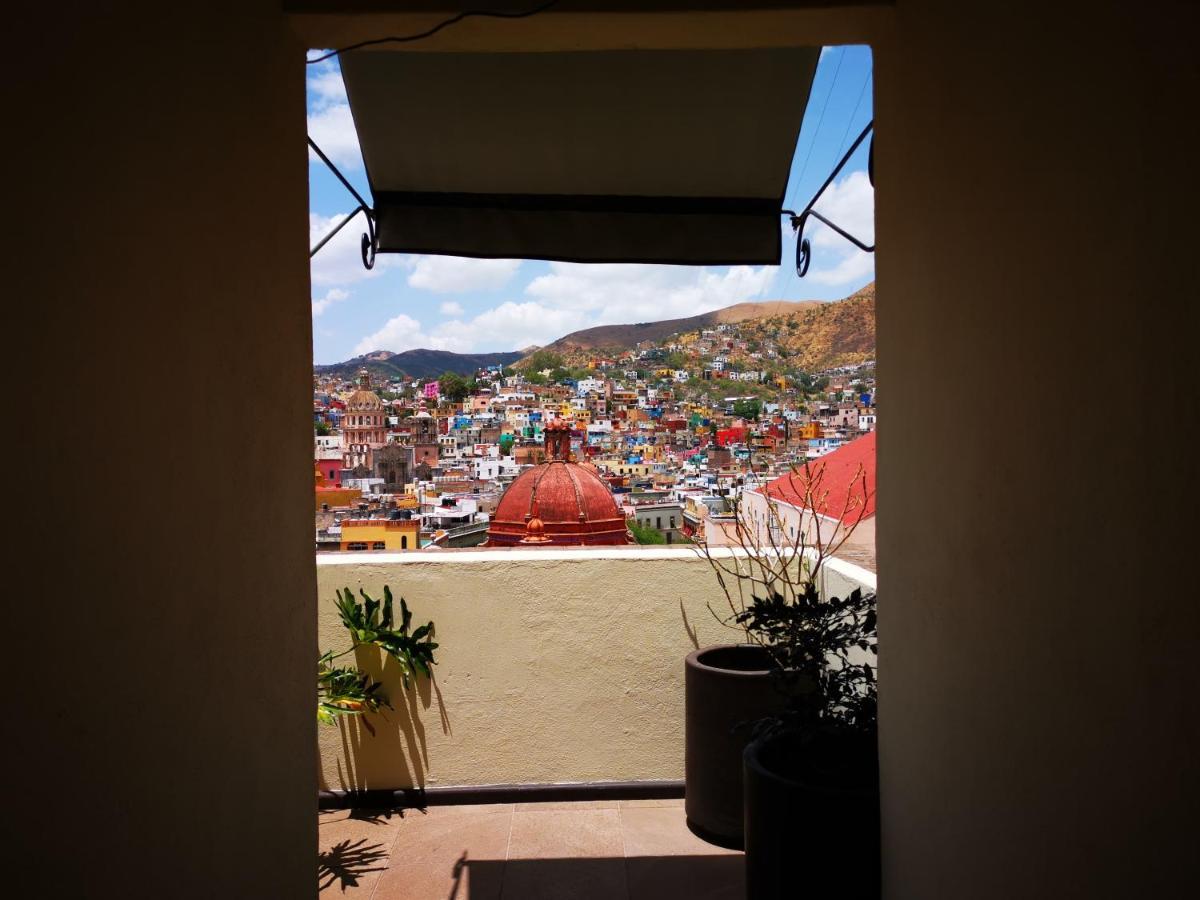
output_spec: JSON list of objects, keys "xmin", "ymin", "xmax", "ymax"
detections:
[{"xmin": 339, "ymin": 516, "xmax": 420, "ymax": 551}]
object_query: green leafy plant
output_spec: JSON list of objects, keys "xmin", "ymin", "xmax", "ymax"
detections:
[
  {"xmin": 317, "ymin": 652, "xmax": 389, "ymax": 724},
  {"xmin": 627, "ymin": 518, "xmax": 667, "ymax": 545},
  {"xmin": 317, "ymin": 586, "xmax": 439, "ymax": 725},
  {"xmin": 736, "ymin": 582, "xmax": 876, "ymax": 739},
  {"xmin": 333, "ymin": 586, "xmax": 438, "ymax": 686}
]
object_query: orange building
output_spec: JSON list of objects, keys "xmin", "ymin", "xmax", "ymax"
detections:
[
  {"xmin": 314, "ymin": 465, "xmax": 361, "ymax": 512},
  {"xmin": 339, "ymin": 516, "xmax": 420, "ymax": 552},
  {"xmin": 796, "ymin": 420, "xmax": 822, "ymax": 440}
]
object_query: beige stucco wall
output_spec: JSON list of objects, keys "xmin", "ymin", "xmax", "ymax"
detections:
[
  {"xmin": 317, "ymin": 547, "xmax": 874, "ymax": 790},
  {"xmin": 873, "ymin": 3, "xmax": 1197, "ymax": 898},
  {"xmin": 10, "ymin": 3, "xmax": 314, "ymax": 897}
]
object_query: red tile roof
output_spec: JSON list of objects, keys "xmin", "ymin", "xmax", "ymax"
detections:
[{"xmin": 762, "ymin": 431, "xmax": 876, "ymax": 523}]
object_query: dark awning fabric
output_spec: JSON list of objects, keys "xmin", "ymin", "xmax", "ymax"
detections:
[{"xmin": 339, "ymin": 46, "xmax": 819, "ymax": 265}]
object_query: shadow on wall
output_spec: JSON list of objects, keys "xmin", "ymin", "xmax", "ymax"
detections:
[{"xmin": 331, "ymin": 644, "xmax": 451, "ymax": 793}]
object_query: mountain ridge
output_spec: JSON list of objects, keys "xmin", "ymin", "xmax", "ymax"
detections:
[
  {"xmin": 314, "ymin": 348, "xmax": 524, "ymax": 380},
  {"xmin": 539, "ymin": 299, "xmax": 822, "ymax": 354},
  {"xmin": 317, "ymin": 285, "xmax": 874, "ymax": 379}
]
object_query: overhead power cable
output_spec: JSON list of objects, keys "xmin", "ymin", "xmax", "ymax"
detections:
[
  {"xmin": 787, "ymin": 47, "xmax": 845, "ymax": 211},
  {"xmin": 306, "ymin": 0, "xmax": 561, "ymax": 65},
  {"xmin": 833, "ymin": 63, "xmax": 872, "ymax": 164},
  {"xmin": 780, "ymin": 46, "xmax": 845, "ymax": 299}
]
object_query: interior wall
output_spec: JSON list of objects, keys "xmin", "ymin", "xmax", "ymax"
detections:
[
  {"xmin": 7, "ymin": 1, "xmax": 1197, "ymax": 897},
  {"xmin": 874, "ymin": 2, "xmax": 1198, "ymax": 897},
  {"xmin": 6, "ymin": 3, "xmax": 314, "ymax": 897}
]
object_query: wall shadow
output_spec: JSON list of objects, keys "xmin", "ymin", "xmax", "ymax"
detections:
[
  {"xmin": 451, "ymin": 855, "xmax": 744, "ymax": 900},
  {"xmin": 679, "ymin": 599, "xmax": 701, "ymax": 650},
  {"xmin": 331, "ymin": 644, "xmax": 447, "ymax": 792}
]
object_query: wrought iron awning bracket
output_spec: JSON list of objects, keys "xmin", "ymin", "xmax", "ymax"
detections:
[
  {"xmin": 308, "ymin": 136, "xmax": 378, "ymax": 269},
  {"xmin": 782, "ymin": 119, "xmax": 875, "ymax": 278}
]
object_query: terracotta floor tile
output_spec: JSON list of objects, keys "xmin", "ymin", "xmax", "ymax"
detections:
[
  {"xmin": 507, "ymin": 809, "xmax": 625, "ymax": 860},
  {"xmin": 618, "ymin": 798, "xmax": 685, "ymax": 809},
  {"xmin": 516, "ymin": 800, "xmax": 620, "ymax": 811},
  {"xmin": 371, "ymin": 806, "xmax": 513, "ymax": 900},
  {"xmin": 318, "ymin": 800, "xmax": 743, "ymax": 899},
  {"xmin": 500, "ymin": 857, "xmax": 628, "ymax": 900},
  {"xmin": 318, "ymin": 811, "xmax": 406, "ymax": 896},
  {"xmin": 626, "ymin": 854, "xmax": 745, "ymax": 900},
  {"xmin": 620, "ymin": 807, "xmax": 742, "ymax": 858},
  {"xmin": 417, "ymin": 803, "xmax": 516, "ymax": 819}
]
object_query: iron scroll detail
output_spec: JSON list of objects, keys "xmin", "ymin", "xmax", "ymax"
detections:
[
  {"xmin": 308, "ymin": 136, "xmax": 378, "ymax": 271},
  {"xmin": 783, "ymin": 120, "xmax": 876, "ymax": 278}
]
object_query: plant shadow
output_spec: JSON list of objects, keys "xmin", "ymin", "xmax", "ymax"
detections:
[
  {"xmin": 333, "ymin": 644, "xmax": 452, "ymax": 793},
  {"xmin": 317, "ymin": 838, "xmax": 390, "ymax": 893}
]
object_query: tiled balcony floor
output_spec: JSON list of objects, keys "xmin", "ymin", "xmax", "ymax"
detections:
[{"xmin": 318, "ymin": 798, "xmax": 743, "ymax": 899}]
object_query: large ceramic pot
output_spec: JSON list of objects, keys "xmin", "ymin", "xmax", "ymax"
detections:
[
  {"xmin": 684, "ymin": 644, "xmax": 782, "ymax": 848},
  {"xmin": 743, "ymin": 729, "xmax": 880, "ymax": 900}
]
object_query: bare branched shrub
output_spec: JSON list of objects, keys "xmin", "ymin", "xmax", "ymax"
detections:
[
  {"xmin": 695, "ymin": 457, "xmax": 876, "ymax": 735},
  {"xmin": 696, "ymin": 456, "xmax": 869, "ymax": 641}
]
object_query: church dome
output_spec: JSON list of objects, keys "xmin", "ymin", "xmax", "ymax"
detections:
[
  {"xmin": 487, "ymin": 419, "xmax": 631, "ymax": 546},
  {"xmin": 346, "ymin": 368, "xmax": 382, "ymax": 411}
]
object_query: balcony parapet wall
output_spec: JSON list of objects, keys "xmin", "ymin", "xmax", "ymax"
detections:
[{"xmin": 317, "ymin": 547, "xmax": 875, "ymax": 793}]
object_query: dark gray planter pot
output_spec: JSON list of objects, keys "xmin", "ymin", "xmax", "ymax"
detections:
[
  {"xmin": 743, "ymin": 730, "xmax": 880, "ymax": 900},
  {"xmin": 684, "ymin": 644, "xmax": 782, "ymax": 849}
]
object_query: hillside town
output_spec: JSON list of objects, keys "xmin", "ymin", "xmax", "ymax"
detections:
[{"xmin": 315, "ymin": 285, "xmax": 878, "ymax": 567}]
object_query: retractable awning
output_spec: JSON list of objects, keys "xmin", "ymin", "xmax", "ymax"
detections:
[{"xmin": 336, "ymin": 45, "xmax": 819, "ymax": 265}]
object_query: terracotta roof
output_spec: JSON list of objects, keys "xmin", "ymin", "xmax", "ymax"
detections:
[
  {"xmin": 761, "ymin": 431, "xmax": 876, "ymax": 523},
  {"xmin": 486, "ymin": 459, "xmax": 630, "ymax": 546}
]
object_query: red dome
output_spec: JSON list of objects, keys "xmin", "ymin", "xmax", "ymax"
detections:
[{"xmin": 487, "ymin": 460, "xmax": 631, "ymax": 546}]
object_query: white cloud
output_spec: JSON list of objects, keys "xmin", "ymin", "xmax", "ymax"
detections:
[
  {"xmin": 306, "ymin": 65, "xmax": 361, "ymax": 170},
  {"xmin": 436, "ymin": 302, "xmax": 588, "ymax": 353},
  {"xmin": 308, "ymin": 102, "xmax": 362, "ymax": 171},
  {"xmin": 310, "ymin": 211, "xmax": 390, "ymax": 287},
  {"xmin": 439, "ymin": 300, "xmax": 465, "ymax": 317},
  {"xmin": 307, "ymin": 67, "xmax": 347, "ymax": 107},
  {"xmin": 789, "ymin": 168, "xmax": 876, "ymax": 288},
  {"xmin": 807, "ymin": 249, "xmax": 875, "ymax": 286},
  {"xmin": 353, "ymin": 314, "xmax": 433, "ymax": 357},
  {"xmin": 810, "ymin": 170, "xmax": 875, "ymax": 249},
  {"xmin": 525, "ymin": 263, "xmax": 778, "ymax": 324},
  {"xmin": 312, "ymin": 288, "xmax": 349, "ymax": 317},
  {"xmin": 353, "ymin": 301, "xmax": 589, "ymax": 357},
  {"xmin": 406, "ymin": 256, "xmax": 522, "ymax": 294}
]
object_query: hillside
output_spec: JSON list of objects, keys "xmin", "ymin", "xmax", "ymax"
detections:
[
  {"xmin": 315, "ymin": 348, "xmax": 524, "ymax": 380},
  {"xmin": 746, "ymin": 282, "xmax": 875, "ymax": 370},
  {"xmin": 523, "ymin": 284, "xmax": 874, "ymax": 373},
  {"xmin": 540, "ymin": 299, "xmax": 820, "ymax": 354}
]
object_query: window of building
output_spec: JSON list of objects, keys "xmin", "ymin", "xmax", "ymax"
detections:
[
  {"xmin": 347, "ymin": 542, "xmax": 367, "ymax": 551},
  {"xmin": 372, "ymin": 541, "xmax": 386, "ymax": 550}
]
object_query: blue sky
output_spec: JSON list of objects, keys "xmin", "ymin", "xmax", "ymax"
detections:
[{"xmin": 308, "ymin": 44, "xmax": 874, "ymax": 364}]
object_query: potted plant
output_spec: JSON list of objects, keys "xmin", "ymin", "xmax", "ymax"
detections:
[
  {"xmin": 705, "ymin": 460, "xmax": 877, "ymax": 899},
  {"xmin": 740, "ymin": 579, "xmax": 878, "ymax": 900},
  {"xmin": 318, "ymin": 585, "xmax": 438, "ymax": 726},
  {"xmin": 686, "ymin": 495, "xmax": 791, "ymax": 848}
]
